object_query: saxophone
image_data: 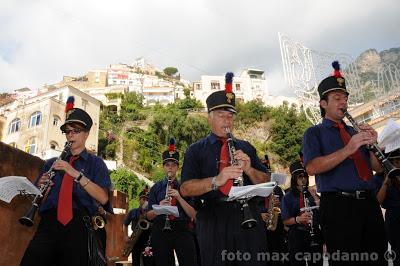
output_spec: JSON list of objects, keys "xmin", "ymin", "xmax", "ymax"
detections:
[
  {"xmin": 266, "ymin": 189, "xmax": 281, "ymax": 231},
  {"xmin": 122, "ymin": 213, "xmax": 152, "ymax": 257}
]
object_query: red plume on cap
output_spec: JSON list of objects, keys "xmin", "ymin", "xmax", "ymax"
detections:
[
  {"xmin": 332, "ymin": 61, "xmax": 342, "ymax": 78},
  {"xmin": 225, "ymin": 72, "xmax": 234, "ymax": 93},
  {"xmin": 168, "ymin": 138, "xmax": 176, "ymax": 152},
  {"xmin": 65, "ymin": 96, "xmax": 75, "ymax": 113}
]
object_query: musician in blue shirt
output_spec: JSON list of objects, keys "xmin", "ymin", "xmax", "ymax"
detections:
[
  {"xmin": 180, "ymin": 73, "xmax": 269, "ymax": 266},
  {"xmin": 145, "ymin": 139, "xmax": 197, "ymax": 266},
  {"xmin": 376, "ymin": 148, "xmax": 400, "ymax": 266},
  {"xmin": 302, "ymin": 62, "xmax": 387, "ymax": 266},
  {"xmin": 21, "ymin": 101, "xmax": 112, "ymax": 266},
  {"xmin": 281, "ymin": 161, "xmax": 323, "ymax": 266},
  {"xmin": 123, "ymin": 187, "xmax": 152, "ymax": 266}
]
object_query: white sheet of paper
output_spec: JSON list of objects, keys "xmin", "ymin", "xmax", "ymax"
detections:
[
  {"xmin": 228, "ymin": 181, "xmax": 276, "ymax": 201},
  {"xmin": 271, "ymin": 173, "xmax": 287, "ymax": 186},
  {"xmin": 152, "ymin": 204, "xmax": 180, "ymax": 217},
  {"xmin": 0, "ymin": 176, "xmax": 42, "ymax": 203},
  {"xmin": 378, "ymin": 119, "xmax": 400, "ymax": 153},
  {"xmin": 300, "ymin": 205, "xmax": 319, "ymax": 212}
]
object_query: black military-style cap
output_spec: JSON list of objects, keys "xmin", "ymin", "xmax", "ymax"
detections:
[
  {"xmin": 60, "ymin": 108, "xmax": 93, "ymax": 131},
  {"xmin": 318, "ymin": 61, "xmax": 349, "ymax": 99},
  {"xmin": 206, "ymin": 72, "xmax": 236, "ymax": 113},
  {"xmin": 162, "ymin": 138, "xmax": 179, "ymax": 164},
  {"xmin": 289, "ymin": 160, "xmax": 307, "ymax": 176},
  {"xmin": 60, "ymin": 96, "xmax": 93, "ymax": 131},
  {"xmin": 139, "ymin": 186, "xmax": 149, "ymax": 199}
]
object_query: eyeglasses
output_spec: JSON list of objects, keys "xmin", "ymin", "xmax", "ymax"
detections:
[
  {"xmin": 297, "ymin": 173, "xmax": 308, "ymax": 179},
  {"xmin": 62, "ymin": 128, "xmax": 83, "ymax": 135}
]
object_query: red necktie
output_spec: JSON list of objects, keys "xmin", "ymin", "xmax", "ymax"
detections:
[
  {"xmin": 299, "ymin": 191, "xmax": 305, "ymax": 213},
  {"xmin": 219, "ymin": 138, "xmax": 233, "ymax": 195},
  {"xmin": 334, "ymin": 122, "xmax": 371, "ymax": 182},
  {"xmin": 168, "ymin": 182, "xmax": 177, "ymax": 221},
  {"xmin": 57, "ymin": 155, "xmax": 79, "ymax": 225}
]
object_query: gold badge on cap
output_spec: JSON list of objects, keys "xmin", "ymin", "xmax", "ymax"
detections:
[
  {"xmin": 337, "ymin": 77, "xmax": 345, "ymax": 87},
  {"xmin": 226, "ymin": 92, "xmax": 234, "ymax": 103},
  {"xmin": 66, "ymin": 109, "xmax": 75, "ymax": 118}
]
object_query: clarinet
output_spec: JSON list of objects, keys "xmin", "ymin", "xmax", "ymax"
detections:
[
  {"xmin": 341, "ymin": 108, "xmax": 400, "ymax": 179},
  {"xmin": 302, "ymin": 186, "xmax": 319, "ymax": 247},
  {"xmin": 225, "ymin": 128, "xmax": 257, "ymax": 229},
  {"xmin": 162, "ymin": 173, "xmax": 173, "ymax": 232},
  {"xmin": 19, "ymin": 142, "xmax": 72, "ymax": 226}
]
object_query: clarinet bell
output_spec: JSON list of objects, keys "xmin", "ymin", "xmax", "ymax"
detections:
[
  {"xmin": 162, "ymin": 217, "xmax": 172, "ymax": 232},
  {"xmin": 241, "ymin": 202, "xmax": 257, "ymax": 229},
  {"xmin": 19, "ymin": 203, "xmax": 38, "ymax": 227}
]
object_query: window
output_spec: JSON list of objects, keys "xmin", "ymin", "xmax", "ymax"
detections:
[
  {"xmin": 235, "ymin": 84, "xmax": 241, "ymax": 91},
  {"xmin": 211, "ymin": 82, "xmax": 220, "ymax": 90},
  {"xmin": 25, "ymin": 137, "xmax": 37, "ymax": 155},
  {"xmin": 29, "ymin": 111, "xmax": 42, "ymax": 128},
  {"xmin": 8, "ymin": 118, "xmax": 21, "ymax": 134},
  {"xmin": 53, "ymin": 115, "xmax": 61, "ymax": 126},
  {"xmin": 82, "ymin": 99, "xmax": 88, "ymax": 110}
]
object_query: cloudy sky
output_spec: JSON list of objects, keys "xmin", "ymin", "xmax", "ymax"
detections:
[{"xmin": 0, "ymin": 0, "xmax": 399, "ymax": 96}]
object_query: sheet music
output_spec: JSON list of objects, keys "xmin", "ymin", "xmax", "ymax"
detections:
[
  {"xmin": 271, "ymin": 173, "xmax": 287, "ymax": 186},
  {"xmin": 152, "ymin": 205, "xmax": 180, "ymax": 217},
  {"xmin": 378, "ymin": 119, "xmax": 400, "ymax": 153},
  {"xmin": 0, "ymin": 176, "xmax": 41, "ymax": 203},
  {"xmin": 228, "ymin": 181, "xmax": 276, "ymax": 201}
]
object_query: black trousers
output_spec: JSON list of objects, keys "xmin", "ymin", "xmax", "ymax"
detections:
[
  {"xmin": 320, "ymin": 193, "xmax": 387, "ymax": 266},
  {"xmin": 21, "ymin": 209, "xmax": 106, "ymax": 266},
  {"xmin": 265, "ymin": 219, "xmax": 290, "ymax": 266},
  {"xmin": 385, "ymin": 209, "xmax": 400, "ymax": 266},
  {"xmin": 132, "ymin": 229, "xmax": 153, "ymax": 266},
  {"xmin": 151, "ymin": 218, "xmax": 197, "ymax": 266},
  {"xmin": 287, "ymin": 227, "xmax": 323, "ymax": 266},
  {"xmin": 196, "ymin": 200, "xmax": 267, "ymax": 266}
]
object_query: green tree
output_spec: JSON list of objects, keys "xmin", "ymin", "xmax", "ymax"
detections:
[
  {"xmin": 110, "ymin": 168, "xmax": 147, "ymax": 209},
  {"xmin": 163, "ymin": 67, "xmax": 178, "ymax": 77},
  {"xmin": 268, "ymin": 103, "xmax": 311, "ymax": 167},
  {"xmin": 236, "ymin": 100, "xmax": 272, "ymax": 126}
]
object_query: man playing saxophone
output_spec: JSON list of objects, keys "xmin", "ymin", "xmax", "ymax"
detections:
[
  {"xmin": 123, "ymin": 187, "xmax": 152, "ymax": 265},
  {"xmin": 302, "ymin": 61, "xmax": 387, "ymax": 266},
  {"xmin": 259, "ymin": 154, "xmax": 288, "ymax": 266},
  {"xmin": 145, "ymin": 138, "xmax": 197, "ymax": 266}
]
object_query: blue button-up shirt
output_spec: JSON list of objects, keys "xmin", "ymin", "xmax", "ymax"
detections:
[
  {"xmin": 303, "ymin": 118, "xmax": 376, "ymax": 192},
  {"xmin": 374, "ymin": 175, "xmax": 400, "ymax": 211},
  {"xmin": 124, "ymin": 207, "xmax": 145, "ymax": 230},
  {"xmin": 181, "ymin": 132, "xmax": 267, "ymax": 200},
  {"xmin": 148, "ymin": 177, "xmax": 192, "ymax": 221},
  {"xmin": 281, "ymin": 189, "xmax": 320, "ymax": 229},
  {"xmin": 38, "ymin": 150, "xmax": 112, "ymax": 215}
]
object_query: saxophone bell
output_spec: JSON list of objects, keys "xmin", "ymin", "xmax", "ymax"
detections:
[
  {"xmin": 92, "ymin": 215, "xmax": 105, "ymax": 230},
  {"xmin": 266, "ymin": 188, "xmax": 281, "ymax": 231}
]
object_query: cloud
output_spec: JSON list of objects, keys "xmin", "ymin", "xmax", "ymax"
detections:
[{"xmin": 0, "ymin": 0, "xmax": 399, "ymax": 96}]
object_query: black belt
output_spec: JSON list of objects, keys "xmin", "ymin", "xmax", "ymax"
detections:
[{"xmin": 322, "ymin": 190, "xmax": 374, "ymax": 200}]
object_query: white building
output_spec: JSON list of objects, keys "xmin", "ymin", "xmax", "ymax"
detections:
[
  {"xmin": 107, "ymin": 65, "xmax": 186, "ymax": 106},
  {"xmin": 193, "ymin": 69, "xmax": 269, "ymax": 106},
  {"xmin": 267, "ymin": 95, "xmax": 300, "ymax": 108},
  {"xmin": 0, "ymin": 86, "xmax": 101, "ymax": 159}
]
